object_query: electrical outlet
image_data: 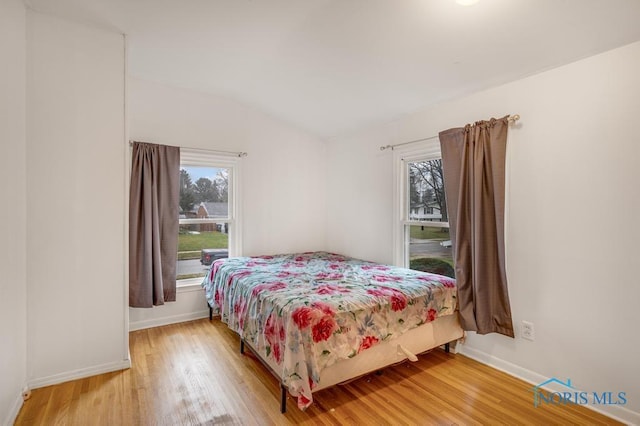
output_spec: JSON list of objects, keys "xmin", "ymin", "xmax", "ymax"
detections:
[{"xmin": 522, "ymin": 321, "xmax": 535, "ymax": 341}]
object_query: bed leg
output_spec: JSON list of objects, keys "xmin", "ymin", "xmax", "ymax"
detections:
[
  {"xmin": 209, "ymin": 305, "xmax": 213, "ymax": 321},
  {"xmin": 240, "ymin": 339, "xmax": 245, "ymax": 355},
  {"xmin": 280, "ymin": 385, "xmax": 287, "ymax": 413},
  {"xmin": 444, "ymin": 342, "xmax": 450, "ymax": 353}
]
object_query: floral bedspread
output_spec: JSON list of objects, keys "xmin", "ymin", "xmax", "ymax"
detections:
[{"xmin": 202, "ymin": 252, "xmax": 457, "ymax": 410}]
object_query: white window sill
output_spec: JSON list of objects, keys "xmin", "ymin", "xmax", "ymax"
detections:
[{"xmin": 176, "ymin": 277, "xmax": 205, "ymax": 293}]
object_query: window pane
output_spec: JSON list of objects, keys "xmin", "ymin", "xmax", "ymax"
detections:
[
  {"xmin": 407, "ymin": 159, "xmax": 447, "ymax": 222},
  {"xmin": 179, "ymin": 166, "xmax": 230, "ymax": 218},
  {"xmin": 177, "ymin": 165, "xmax": 231, "ymax": 281},
  {"xmin": 177, "ymin": 224, "xmax": 228, "ymax": 280},
  {"xmin": 407, "ymin": 224, "xmax": 454, "ymax": 278}
]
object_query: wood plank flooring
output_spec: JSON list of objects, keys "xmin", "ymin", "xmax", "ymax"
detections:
[{"xmin": 15, "ymin": 319, "xmax": 620, "ymax": 425}]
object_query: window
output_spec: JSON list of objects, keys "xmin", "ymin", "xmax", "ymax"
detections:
[
  {"xmin": 177, "ymin": 149, "xmax": 241, "ymax": 284},
  {"xmin": 394, "ymin": 144, "xmax": 453, "ymax": 278}
]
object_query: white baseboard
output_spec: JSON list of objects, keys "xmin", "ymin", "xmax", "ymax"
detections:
[
  {"xmin": 459, "ymin": 345, "xmax": 640, "ymax": 425},
  {"xmin": 128, "ymin": 310, "xmax": 209, "ymax": 331},
  {"xmin": 28, "ymin": 358, "xmax": 131, "ymax": 390},
  {"xmin": 3, "ymin": 384, "xmax": 26, "ymax": 426}
]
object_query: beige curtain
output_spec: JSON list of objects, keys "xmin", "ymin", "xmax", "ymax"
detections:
[
  {"xmin": 129, "ymin": 142, "xmax": 180, "ymax": 307},
  {"xmin": 439, "ymin": 116, "xmax": 514, "ymax": 337}
]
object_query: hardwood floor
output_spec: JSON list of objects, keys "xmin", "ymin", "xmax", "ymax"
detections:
[{"xmin": 15, "ymin": 319, "xmax": 619, "ymax": 425}]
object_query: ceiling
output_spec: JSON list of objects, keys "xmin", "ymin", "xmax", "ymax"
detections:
[{"xmin": 26, "ymin": 0, "xmax": 640, "ymax": 139}]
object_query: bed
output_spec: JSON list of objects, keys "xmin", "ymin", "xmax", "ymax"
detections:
[{"xmin": 202, "ymin": 251, "xmax": 463, "ymax": 411}]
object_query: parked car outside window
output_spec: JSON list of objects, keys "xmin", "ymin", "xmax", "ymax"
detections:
[{"xmin": 201, "ymin": 248, "xmax": 228, "ymax": 266}]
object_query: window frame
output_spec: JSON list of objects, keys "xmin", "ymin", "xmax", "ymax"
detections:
[
  {"xmin": 392, "ymin": 140, "xmax": 448, "ymax": 268},
  {"xmin": 177, "ymin": 148, "xmax": 242, "ymax": 287}
]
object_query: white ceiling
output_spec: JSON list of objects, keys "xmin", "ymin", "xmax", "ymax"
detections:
[{"xmin": 26, "ymin": 0, "xmax": 640, "ymax": 139}]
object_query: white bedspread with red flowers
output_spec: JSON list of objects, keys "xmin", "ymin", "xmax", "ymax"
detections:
[{"xmin": 202, "ymin": 252, "xmax": 457, "ymax": 410}]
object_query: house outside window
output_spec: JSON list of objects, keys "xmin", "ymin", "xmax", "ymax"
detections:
[
  {"xmin": 177, "ymin": 149, "xmax": 241, "ymax": 285},
  {"xmin": 393, "ymin": 142, "xmax": 453, "ymax": 278}
]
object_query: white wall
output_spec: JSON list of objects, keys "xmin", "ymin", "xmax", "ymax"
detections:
[
  {"xmin": 26, "ymin": 11, "xmax": 128, "ymax": 387},
  {"xmin": 326, "ymin": 123, "xmax": 396, "ymax": 265},
  {"xmin": 128, "ymin": 77, "xmax": 327, "ymax": 329},
  {"xmin": 0, "ymin": 0, "xmax": 27, "ymax": 423},
  {"xmin": 327, "ymin": 42, "xmax": 640, "ymax": 423}
]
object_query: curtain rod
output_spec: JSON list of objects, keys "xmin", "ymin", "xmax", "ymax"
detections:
[
  {"xmin": 129, "ymin": 140, "xmax": 248, "ymax": 158},
  {"xmin": 379, "ymin": 114, "xmax": 520, "ymax": 151}
]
